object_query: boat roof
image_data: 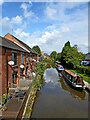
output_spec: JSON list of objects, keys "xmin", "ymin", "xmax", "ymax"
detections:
[
  {"xmin": 56, "ymin": 61, "xmax": 61, "ymax": 64},
  {"xmin": 65, "ymin": 70, "xmax": 81, "ymax": 78}
]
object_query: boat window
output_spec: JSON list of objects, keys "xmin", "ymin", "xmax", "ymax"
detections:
[{"xmin": 72, "ymin": 77, "xmax": 75, "ymax": 83}]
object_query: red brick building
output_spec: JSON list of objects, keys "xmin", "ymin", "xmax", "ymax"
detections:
[
  {"xmin": 4, "ymin": 33, "xmax": 39, "ymax": 71},
  {"xmin": 41, "ymin": 51, "xmax": 50, "ymax": 60},
  {"xmin": 0, "ymin": 36, "xmax": 29, "ymax": 95},
  {"xmin": 0, "ymin": 34, "xmax": 39, "ymax": 95},
  {"xmin": 4, "ymin": 33, "xmax": 39, "ymax": 61}
]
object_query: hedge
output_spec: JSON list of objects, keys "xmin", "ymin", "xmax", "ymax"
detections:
[{"xmin": 75, "ymin": 65, "xmax": 90, "ymax": 76}]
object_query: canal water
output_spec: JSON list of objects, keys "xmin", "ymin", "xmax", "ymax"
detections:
[{"xmin": 31, "ymin": 68, "xmax": 89, "ymax": 118}]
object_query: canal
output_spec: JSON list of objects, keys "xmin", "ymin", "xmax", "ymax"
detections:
[{"xmin": 31, "ymin": 68, "xmax": 89, "ymax": 118}]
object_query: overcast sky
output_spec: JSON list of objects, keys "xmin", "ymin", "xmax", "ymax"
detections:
[{"xmin": 0, "ymin": 0, "xmax": 89, "ymax": 54}]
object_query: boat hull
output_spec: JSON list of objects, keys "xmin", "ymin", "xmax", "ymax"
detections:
[{"xmin": 62, "ymin": 73, "xmax": 85, "ymax": 91}]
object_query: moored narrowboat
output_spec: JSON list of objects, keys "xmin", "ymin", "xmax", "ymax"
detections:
[
  {"xmin": 62, "ymin": 70, "xmax": 85, "ymax": 91},
  {"xmin": 55, "ymin": 61, "xmax": 64, "ymax": 71}
]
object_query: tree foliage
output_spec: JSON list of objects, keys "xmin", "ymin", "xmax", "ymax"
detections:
[
  {"xmin": 32, "ymin": 45, "xmax": 41, "ymax": 55},
  {"xmin": 56, "ymin": 53, "xmax": 61, "ymax": 61},
  {"xmin": 50, "ymin": 51, "xmax": 57, "ymax": 60},
  {"xmin": 61, "ymin": 41, "xmax": 85, "ymax": 69},
  {"xmin": 65, "ymin": 41, "xmax": 71, "ymax": 47}
]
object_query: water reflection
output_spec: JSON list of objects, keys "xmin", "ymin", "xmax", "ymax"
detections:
[
  {"xmin": 43, "ymin": 68, "xmax": 60, "ymax": 89},
  {"xmin": 31, "ymin": 68, "xmax": 88, "ymax": 118},
  {"xmin": 44, "ymin": 67, "xmax": 59, "ymax": 84},
  {"xmin": 59, "ymin": 76, "xmax": 86, "ymax": 101}
]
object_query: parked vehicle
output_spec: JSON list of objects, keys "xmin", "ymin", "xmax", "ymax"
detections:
[{"xmin": 81, "ymin": 60, "xmax": 90, "ymax": 66}]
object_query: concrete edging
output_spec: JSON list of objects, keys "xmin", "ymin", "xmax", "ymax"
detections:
[{"xmin": 84, "ymin": 80, "xmax": 90, "ymax": 92}]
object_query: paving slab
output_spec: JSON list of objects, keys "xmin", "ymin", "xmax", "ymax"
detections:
[{"xmin": 2, "ymin": 97, "xmax": 24, "ymax": 119}]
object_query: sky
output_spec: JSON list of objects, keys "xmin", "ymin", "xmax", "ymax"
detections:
[{"xmin": 0, "ymin": 0, "xmax": 89, "ymax": 54}]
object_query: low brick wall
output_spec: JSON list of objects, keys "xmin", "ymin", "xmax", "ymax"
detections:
[
  {"xmin": 16, "ymin": 91, "xmax": 28, "ymax": 119},
  {"xmin": 19, "ymin": 77, "xmax": 32, "ymax": 87},
  {"xmin": 17, "ymin": 82, "xmax": 33, "ymax": 119}
]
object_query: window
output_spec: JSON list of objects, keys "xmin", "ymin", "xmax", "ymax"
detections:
[
  {"xmin": 12, "ymin": 53, "xmax": 17, "ymax": 65},
  {"xmin": 21, "ymin": 53, "xmax": 24, "ymax": 64},
  {"xmin": 26, "ymin": 54, "xmax": 28, "ymax": 63}
]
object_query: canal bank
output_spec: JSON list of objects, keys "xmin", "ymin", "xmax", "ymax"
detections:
[
  {"xmin": 69, "ymin": 69, "xmax": 90, "ymax": 92},
  {"xmin": 31, "ymin": 68, "xmax": 89, "ymax": 118},
  {"xmin": 22, "ymin": 86, "xmax": 38, "ymax": 119},
  {"xmin": 84, "ymin": 80, "xmax": 90, "ymax": 92},
  {"xmin": 22, "ymin": 62, "xmax": 50, "ymax": 119}
]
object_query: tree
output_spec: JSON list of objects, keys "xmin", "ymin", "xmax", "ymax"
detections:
[
  {"xmin": 61, "ymin": 41, "xmax": 85, "ymax": 69},
  {"xmin": 32, "ymin": 45, "xmax": 41, "ymax": 55},
  {"xmin": 56, "ymin": 53, "xmax": 61, "ymax": 61},
  {"xmin": 50, "ymin": 51, "xmax": 57, "ymax": 60},
  {"xmin": 65, "ymin": 41, "xmax": 71, "ymax": 47}
]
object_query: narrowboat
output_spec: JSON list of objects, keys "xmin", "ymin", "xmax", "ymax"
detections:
[
  {"xmin": 62, "ymin": 70, "xmax": 85, "ymax": 91},
  {"xmin": 55, "ymin": 61, "xmax": 64, "ymax": 71}
]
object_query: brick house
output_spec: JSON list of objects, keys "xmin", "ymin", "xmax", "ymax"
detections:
[
  {"xmin": 81, "ymin": 53, "xmax": 90, "ymax": 66},
  {"xmin": 41, "ymin": 51, "xmax": 50, "ymax": 60},
  {"xmin": 4, "ymin": 33, "xmax": 39, "ymax": 69},
  {"xmin": 0, "ymin": 36, "xmax": 31, "ymax": 95},
  {"xmin": 4, "ymin": 33, "xmax": 39, "ymax": 60},
  {"xmin": 0, "ymin": 33, "xmax": 40, "ymax": 95}
]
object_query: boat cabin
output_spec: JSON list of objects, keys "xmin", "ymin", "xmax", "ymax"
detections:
[{"xmin": 64, "ymin": 70, "xmax": 84, "ymax": 85}]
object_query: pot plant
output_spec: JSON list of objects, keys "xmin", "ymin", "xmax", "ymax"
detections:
[
  {"xmin": 0, "ymin": 103, "xmax": 2, "ymax": 109},
  {"xmin": 1, "ymin": 96, "xmax": 5, "ymax": 106},
  {"xmin": 3, "ymin": 94, "xmax": 7, "ymax": 103},
  {"xmin": 7, "ymin": 93, "xmax": 12, "ymax": 100},
  {"xmin": 7, "ymin": 93, "xmax": 10, "ymax": 100}
]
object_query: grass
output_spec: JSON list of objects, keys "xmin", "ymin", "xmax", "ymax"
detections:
[{"xmin": 70, "ymin": 69, "xmax": 90, "ymax": 83}]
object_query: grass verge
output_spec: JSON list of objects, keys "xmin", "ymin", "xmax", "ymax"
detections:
[{"xmin": 70, "ymin": 69, "xmax": 90, "ymax": 83}]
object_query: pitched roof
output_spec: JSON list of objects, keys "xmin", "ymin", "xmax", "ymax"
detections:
[
  {"xmin": 8, "ymin": 34, "xmax": 39, "ymax": 55},
  {"xmin": 44, "ymin": 53, "xmax": 49, "ymax": 56},
  {"xmin": 0, "ymin": 36, "xmax": 28, "ymax": 53}
]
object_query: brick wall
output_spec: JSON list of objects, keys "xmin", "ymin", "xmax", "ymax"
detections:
[
  {"xmin": 41, "ymin": 51, "xmax": 44, "ymax": 56},
  {"xmin": 7, "ymin": 49, "xmax": 12, "ymax": 84},
  {"xmin": 17, "ymin": 51, "xmax": 21, "ymax": 78},
  {"xmin": 46, "ymin": 56, "xmax": 50, "ymax": 60},
  {"xmin": 4, "ymin": 33, "xmax": 38, "ymax": 70},
  {"xmin": 0, "ymin": 47, "xmax": 2, "ymax": 97},
  {"xmin": 4, "ymin": 33, "xmax": 29, "ymax": 52},
  {"xmin": 1, "ymin": 47, "xmax": 7, "ymax": 94},
  {"xmin": 0, "ymin": 47, "xmax": 26, "ymax": 94}
]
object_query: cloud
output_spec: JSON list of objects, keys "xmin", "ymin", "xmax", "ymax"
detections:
[
  {"xmin": 45, "ymin": 6, "xmax": 57, "ymax": 20},
  {"xmin": 61, "ymin": 26, "xmax": 70, "ymax": 33},
  {"xmin": 24, "ymin": 10, "xmax": 38, "ymax": 21},
  {"xmin": 20, "ymin": 2, "xmax": 32, "ymax": 10},
  {"xmin": 1, "ymin": 2, "xmax": 88, "ymax": 54},
  {"xmin": 0, "ymin": 16, "xmax": 13, "ymax": 31},
  {"xmin": 0, "ymin": 0, "xmax": 4, "ymax": 5},
  {"xmin": 11, "ymin": 16, "xmax": 22, "ymax": 25},
  {"xmin": 20, "ymin": 1, "xmax": 38, "ymax": 21},
  {"xmin": 20, "ymin": 3, "xmax": 28, "ymax": 10},
  {"xmin": 25, "ymin": 28, "xmax": 65, "ymax": 53},
  {"xmin": 45, "ymin": 25, "xmax": 56, "ymax": 30},
  {"xmin": 44, "ymin": 2, "xmax": 88, "ymax": 22},
  {"xmin": 25, "ymin": 16, "xmax": 88, "ymax": 54},
  {"xmin": 14, "ymin": 28, "xmax": 29, "ymax": 38}
]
